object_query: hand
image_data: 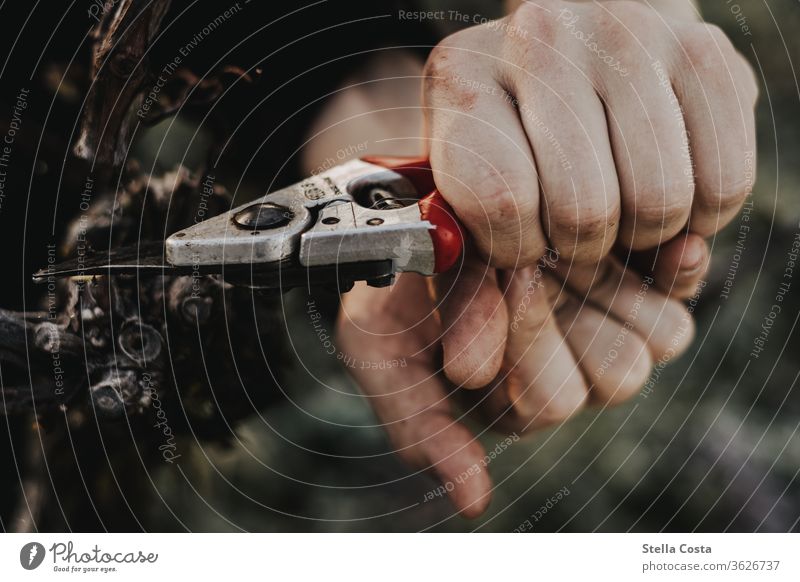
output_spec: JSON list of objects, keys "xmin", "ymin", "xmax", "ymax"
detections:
[
  {"xmin": 424, "ymin": 0, "xmax": 757, "ymax": 264},
  {"xmin": 421, "ymin": 0, "xmax": 757, "ymax": 390},
  {"xmin": 337, "ymin": 233, "xmax": 708, "ymax": 517},
  {"xmin": 329, "ymin": 0, "xmax": 757, "ymax": 518}
]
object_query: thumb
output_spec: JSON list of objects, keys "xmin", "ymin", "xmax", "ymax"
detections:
[{"xmin": 338, "ymin": 274, "xmax": 493, "ymax": 517}]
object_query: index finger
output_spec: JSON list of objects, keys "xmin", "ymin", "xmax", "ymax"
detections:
[{"xmin": 423, "ymin": 33, "xmax": 547, "ymax": 269}]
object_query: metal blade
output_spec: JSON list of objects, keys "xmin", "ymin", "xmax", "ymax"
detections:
[
  {"xmin": 33, "ymin": 240, "xmax": 397, "ymax": 293},
  {"xmin": 33, "ymin": 241, "xmax": 179, "ymax": 282}
]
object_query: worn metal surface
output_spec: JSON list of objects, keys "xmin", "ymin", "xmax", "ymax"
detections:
[{"xmin": 166, "ymin": 159, "xmax": 437, "ymax": 275}]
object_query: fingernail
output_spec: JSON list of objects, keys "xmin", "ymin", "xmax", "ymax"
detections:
[{"xmin": 679, "ymin": 242, "xmax": 706, "ymax": 272}]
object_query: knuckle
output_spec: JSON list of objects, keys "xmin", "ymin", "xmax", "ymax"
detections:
[
  {"xmin": 484, "ymin": 184, "xmax": 534, "ymax": 222},
  {"xmin": 604, "ymin": 0, "xmax": 653, "ymax": 20},
  {"xmin": 546, "ymin": 201, "xmax": 621, "ymax": 256},
  {"xmin": 702, "ymin": 23, "xmax": 734, "ymax": 48},
  {"xmin": 423, "ymin": 40, "xmax": 495, "ymax": 109},
  {"xmin": 586, "ymin": 1, "xmax": 616, "ymax": 28},
  {"xmin": 511, "ymin": 0, "xmax": 560, "ymax": 31},
  {"xmin": 633, "ymin": 196, "xmax": 691, "ymax": 231},
  {"xmin": 626, "ymin": 171, "xmax": 694, "ymax": 231},
  {"xmin": 595, "ymin": 1, "xmax": 657, "ymax": 40},
  {"xmin": 695, "ymin": 175, "xmax": 752, "ymax": 215},
  {"xmin": 679, "ymin": 24, "xmax": 733, "ymax": 71},
  {"xmin": 503, "ymin": 3, "xmax": 564, "ymax": 70},
  {"xmin": 424, "ymin": 32, "xmax": 478, "ymax": 82},
  {"xmin": 437, "ymin": 165, "xmax": 544, "ymax": 266},
  {"xmin": 423, "ymin": 44, "xmax": 461, "ymax": 86},
  {"xmin": 458, "ymin": 168, "xmax": 539, "ymax": 227},
  {"xmin": 512, "ymin": 0, "xmax": 540, "ymax": 23}
]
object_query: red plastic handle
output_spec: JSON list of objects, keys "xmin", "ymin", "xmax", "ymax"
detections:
[{"xmin": 360, "ymin": 155, "xmax": 464, "ymax": 273}]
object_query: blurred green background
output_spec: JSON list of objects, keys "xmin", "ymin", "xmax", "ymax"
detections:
[{"xmin": 135, "ymin": 0, "xmax": 800, "ymax": 532}]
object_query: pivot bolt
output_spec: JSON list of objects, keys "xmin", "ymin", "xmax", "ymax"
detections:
[{"xmin": 233, "ymin": 203, "xmax": 293, "ymax": 230}]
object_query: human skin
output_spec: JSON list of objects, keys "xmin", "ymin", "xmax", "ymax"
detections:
[{"xmin": 302, "ymin": 0, "xmax": 757, "ymax": 517}]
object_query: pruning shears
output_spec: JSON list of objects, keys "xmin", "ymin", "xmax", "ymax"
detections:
[{"xmin": 36, "ymin": 156, "xmax": 464, "ymax": 292}]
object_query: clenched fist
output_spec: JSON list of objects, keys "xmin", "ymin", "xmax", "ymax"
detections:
[{"xmin": 424, "ymin": 0, "xmax": 757, "ymax": 268}]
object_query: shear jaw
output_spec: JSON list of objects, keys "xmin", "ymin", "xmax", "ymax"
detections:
[
  {"xmin": 164, "ymin": 159, "xmax": 436, "ymax": 276},
  {"xmin": 300, "ymin": 201, "xmax": 435, "ymax": 275}
]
